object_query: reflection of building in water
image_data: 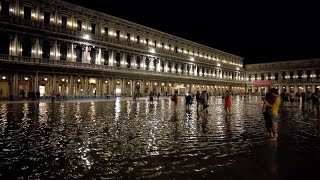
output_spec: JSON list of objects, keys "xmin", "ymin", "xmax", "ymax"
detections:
[
  {"xmin": 0, "ymin": 0, "xmax": 245, "ymax": 100},
  {"xmin": 245, "ymin": 59, "xmax": 320, "ymax": 94}
]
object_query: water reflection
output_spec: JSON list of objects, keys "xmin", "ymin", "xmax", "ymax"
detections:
[{"xmin": 0, "ymin": 97, "xmax": 319, "ymax": 179}]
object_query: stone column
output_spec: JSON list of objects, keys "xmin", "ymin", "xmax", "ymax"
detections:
[
  {"xmin": 84, "ymin": 76, "xmax": 88, "ymax": 96},
  {"xmin": 34, "ymin": 73, "xmax": 39, "ymax": 91},
  {"xmin": 69, "ymin": 75, "xmax": 74, "ymax": 96}
]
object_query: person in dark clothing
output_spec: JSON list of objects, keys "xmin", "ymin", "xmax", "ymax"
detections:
[{"xmin": 36, "ymin": 90, "xmax": 40, "ymax": 101}]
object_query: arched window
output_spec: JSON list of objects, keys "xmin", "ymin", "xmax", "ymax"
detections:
[
  {"xmin": 161, "ymin": 60, "xmax": 164, "ymax": 72},
  {"xmin": 267, "ymin": 73, "xmax": 271, "ymax": 80},
  {"xmin": 168, "ymin": 62, "xmax": 172, "ymax": 73},
  {"xmin": 136, "ymin": 56, "xmax": 140, "ymax": 69},
  {"xmin": 115, "ymin": 52, "xmax": 120, "ymax": 67},
  {"xmin": 104, "ymin": 50, "xmax": 109, "ymax": 65},
  {"xmin": 145, "ymin": 57, "xmax": 149, "ymax": 70},
  {"xmin": 76, "ymin": 45, "xmax": 82, "ymax": 63},
  {"xmin": 42, "ymin": 41, "xmax": 50, "ymax": 59},
  {"xmin": 90, "ymin": 47, "xmax": 96, "ymax": 64},
  {"xmin": 22, "ymin": 37, "xmax": 32, "ymax": 57},
  {"xmin": 60, "ymin": 43, "xmax": 67, "ymax": 60},
  {"xmin": 181, "ymin": 64, "xmax": 184, "ymax": 74},
  {"xmin": 261, "ymin": 73, "xmax": 265, "ymax": 80},
  {"xmin": 126, "ymin": 54, "xmax": 131, "ymax": 68},
  {"xmin": 248, "ymin": 74, "xmax": 252, "ymax": 81}
]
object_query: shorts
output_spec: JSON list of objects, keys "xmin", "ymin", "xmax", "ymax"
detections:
[{"xmin": 271, "ymin": 115, "xmax": 280, "ymax": 122}]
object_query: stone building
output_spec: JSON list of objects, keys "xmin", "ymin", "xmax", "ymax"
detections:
[{"xmin": 0, "ymin": 0, "xmax": 245, "ymax": 99}]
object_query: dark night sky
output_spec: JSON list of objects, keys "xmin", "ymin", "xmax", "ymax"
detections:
[{"xmin": 63, "ymin": 0, "xmax": 320, "ymax": 64}]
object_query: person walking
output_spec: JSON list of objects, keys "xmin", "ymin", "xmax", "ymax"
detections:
[{"xmin": 311, "ymin": 88, "xmax": 320, "ymax": 117}]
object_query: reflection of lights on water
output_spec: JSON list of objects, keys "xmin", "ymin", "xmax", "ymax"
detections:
[
  {"xmin": 114, "ymin": 98, "xmax": 121, "ymax": 123},
  {"xmin": 0, "ymin": 104, "xmax": 8, "ymax": 134},
  {"xmin": 90, "ymin": 102, "xmax": 96, "ymax": 123},
  {"xmin": 38, "ymin": 102, "xmax": 49, "ymax": 127},
  {"xmin": 75, "ymin": 103, "xmax": 82, "ymax": 125}
]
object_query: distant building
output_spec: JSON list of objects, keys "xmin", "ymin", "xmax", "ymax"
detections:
[
  {"xmin": 245, "ymin": 59, "xmax": 320, "ymax": 94},
  {"xmin": 0, "ymin": 0, "xmax": 245, "ymax": 99}
]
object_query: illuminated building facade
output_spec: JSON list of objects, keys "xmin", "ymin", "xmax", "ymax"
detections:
[
  {"xmin": 0, "ymin": 0, "xmax": 245, "ymax": 100},
  {"xmin": 245, "ymin": 59, "xmax": 320, "ymax": 94}
]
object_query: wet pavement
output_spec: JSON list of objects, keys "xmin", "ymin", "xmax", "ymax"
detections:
[{"xmin": 0, "ymin": 96, "xmax": 320, "ymax": 179}]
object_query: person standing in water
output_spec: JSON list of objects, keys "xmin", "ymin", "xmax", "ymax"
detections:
[{"xmin": 225, "ymin": 90, "xmax": 232, "ymax": 115}]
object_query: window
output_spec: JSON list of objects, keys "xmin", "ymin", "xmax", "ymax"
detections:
[
  {"xmin": 145, "ymin": 58, "xmax": 149, "ymax": 70},
  {"xmin": 282, "ymin": 72, "xmax": 286, "ymax": 80},
  {"xmin": 1, "ymin": 1, "xmax": 9, "ymax": 16},
  {"xmin": 104, "ymin": 27, "xmax": 108, "ymax": 36},
  {"xmin": 168, "ymin": 62, "xmax": 172, "ymax": 73},
  {"xmin": 275, "ymin": 73, "xmax": 278, "ymax": 80},
  {"xmin": 136, "ymin": 36, "xmax": 140, "ymax": 44},
  {"xmin": 175, "ymin": 63, "xmax": 178, "ymax": 73},
  {"xmin": 22, "ymin": 37, "xmax": 32, "ymax": 57},
  {"xmin": 153, "ymin": 59, "xmax": 157, "ymax": 71},
  {"xmin": 161, "ymin": 43, "xmax": 164, "ymax": 48},
  {"xmin": 42, "ymin": 41, "xmax": 50, "ymax": 59},
  {"xmin": 43, "ymin": 12, "xmax": 50, "ymax": 25},
  {"xmin": 268, "ymin": 73, "xmax": 271, "ymax": 80},
  {"xmin": 248, "ymin": 74, "xmax": 252, "ymax": 81},
  {"xmin": 175, "ymin": 46, "xmax": 178, "ymax": 53},
  {"xmin": 261, "ymin": 73, "xmax": 264, "ymax": 80},
  {"xmin": 61, "ymin": 16, "xmax": 67, "ymax": 28},
  {"xmin": 154, "ymin": 40, "xmax": 156, "ymax": 48},
  {"xmin": 298, "ymin": 70, "xmax": 302, "ymax": 79},
  {"xmin": 146, "ymin": 39, "xmax": 149, "ymax": 46},
  {"xmin": 136, "ymin": 56, "xmax": 141, "ymax": 69},
  {"xmin": 255, "ymin": 74, "xmax": 258, "ymax": 80},
  {"xmin": 307, "ymin": 70, "xmax": 311, "ymax": 80},
  {"xmin": 24, "ymin": 7, "xmax": 31, "ymax": 20},
  {"xmin": 127, "ymin": 33, "xmax": 130, "ymax": 42},
  {"xmin": 77, "ymin": 20, "xmax": 82, "ymax": 31},
  {"xmin": 161, "ymin": 61, "xmax": 164, "ymax": 72},
  {"xmin": 60, "ymin": 43, "xmax": 67, "ymax": 60},
  {"xmin": 181, "ymin": 64, "xmax": 184, "ymax": 74},
  {"xmin": 91, "ymin": 23, "xmax": 96, "ymax": 34},
  {"xmin": 115, "ymin": 52, "xmax": 120, "ymax": 67},
  {"xmin": 126, "ymin": 54, "xmax": 131, "ymax": 68},
  {"xmin": 90, "ymin": 48, "xmax": 96, "ymax": 64},
  {"xmin": 116, "ymin": 30, "xmax": 120, "ymax": 40},
  {"xmin": 104, "ymin": 50, "xmax": 109, "ymax": 65},
  {"xmin": 290, "ymin": 71, "xmax": 293, "ymax": 80},
  {"xmin": 76, "ymin": 45, "xmax": 82, "ymax": 63}
]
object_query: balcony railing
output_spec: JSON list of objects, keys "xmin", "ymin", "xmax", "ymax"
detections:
[{"xmin": 0, "ymin": 54, "xmax": 244, "ymax": 83}]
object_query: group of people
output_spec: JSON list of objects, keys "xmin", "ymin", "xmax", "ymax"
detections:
[{"xmin": 19, "ymin": 90, "xmax": 40, "ymax": 101}]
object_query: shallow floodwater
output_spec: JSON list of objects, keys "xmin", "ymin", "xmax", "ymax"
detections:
[{"xmin": 0, "ymin": 96, "xmax": 320, "ymax": 179}]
